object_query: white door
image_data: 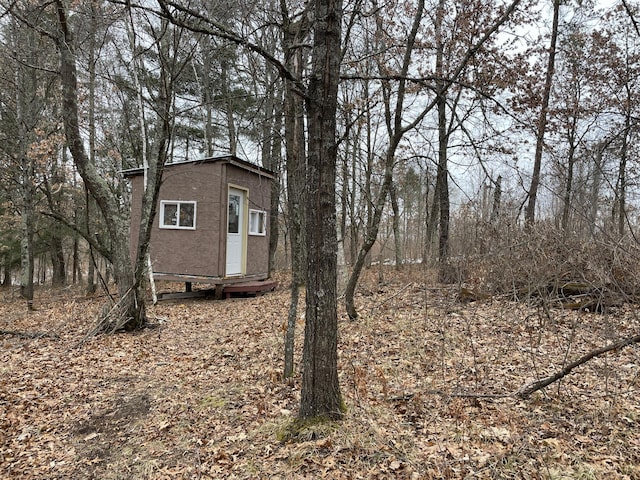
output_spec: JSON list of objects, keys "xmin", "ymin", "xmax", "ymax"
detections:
[{"xmin": 226, "ymin": 188, "xmax": 245, "ymax": 276}]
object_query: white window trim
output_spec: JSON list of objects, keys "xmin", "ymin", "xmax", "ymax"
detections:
[
  {"xmin": 248, "ymin": 209, "xmax": 267, "ymax": 236},
  {"xmin": 159, "ymin": 200, "xmax": 197, "ymax": 230}
]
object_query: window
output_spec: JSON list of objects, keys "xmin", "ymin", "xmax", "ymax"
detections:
[
  {"xmin": 228, "ymin": 193, "xmax": 240, "ymax": 234},
  {"xmin": 249, "ymin": 209, "xmax": 266, "ymax": 236},
  {"xmin": 160, "ymin": 201, "xmax": 196, "ymax": 230}
]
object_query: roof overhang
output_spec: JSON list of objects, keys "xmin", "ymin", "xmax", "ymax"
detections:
[{"xmin": 122, "ymin": 155, "xmax": 275, "ymax": 179}]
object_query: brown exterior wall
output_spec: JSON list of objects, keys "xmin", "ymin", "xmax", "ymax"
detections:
[
  {"xmin": 128, "ymin": 157, "xmax": 272, "ymax": 282},
  {"xmin": 226, "ymin": 164, "xmax": 271, "ymax": 276}
]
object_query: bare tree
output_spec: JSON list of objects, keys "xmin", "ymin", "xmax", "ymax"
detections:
[
  {"xmin": 53, "ymin": 0, "xmax": 193, "ymax": 331},
  {"xmin": 344, "ymin": 0, "xmax": 523, "ymax": 318},
  {"xmin": 281, "ymin": 1, "xmax": 310, "ymax": 380},
  {"xmin": 524, "ymin": 0, "xmax": 560, "ymax": 225}
]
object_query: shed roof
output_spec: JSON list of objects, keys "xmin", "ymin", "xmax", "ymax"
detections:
[{"xmin": 122, "ymin": 155, "xmax": 275, "ymax": 179}]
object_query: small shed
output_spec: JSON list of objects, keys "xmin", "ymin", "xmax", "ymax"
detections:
[{"xmin": 125, "ymin": 155, "xmax": 274, "ymax": 291}]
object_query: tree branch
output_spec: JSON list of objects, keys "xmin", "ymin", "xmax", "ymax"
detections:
[
  {"xmin": 622, "ymin": 0, "xmax": 640, "ymax": 37},
  {"xmin": 40, "ymin": 210, "xmax": 112, "ymax": 261},
  {"xmin": 147, "ymin": 0, "xmax": 308, "ymax": 98},
  {"xmin": 516, "ymin": 332, "xmax": 640, "ymax": 399}
]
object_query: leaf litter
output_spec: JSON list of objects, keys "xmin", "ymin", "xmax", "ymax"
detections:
[{"xmin": 0, "ymin": 266, "xmax": 639, "ymax": 479}]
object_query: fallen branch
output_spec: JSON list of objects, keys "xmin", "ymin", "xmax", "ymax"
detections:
[
  {"xmin": 394, "ymin": 332, "xmax": 640, "ymax": 401},
  {"xmin": 516, "ymin": 332, "xmax": 640, "ymax": 399},
  {"xmin": 0, "ymin": 329, "xmax": 60, "ymax": 339}
]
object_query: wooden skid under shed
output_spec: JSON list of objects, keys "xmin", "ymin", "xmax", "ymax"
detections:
[
  {"xmin": 157, "ymin": 278, "xmax": 278, "ymax": 301},
  {"xmin": 222, "ymin": 279, "xmax": 278, "ymax": 298}
]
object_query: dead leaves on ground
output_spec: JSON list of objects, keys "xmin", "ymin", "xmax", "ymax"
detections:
[{"xmin": 1, "ymin": 268, "xmax": 639, "ymax": 479}]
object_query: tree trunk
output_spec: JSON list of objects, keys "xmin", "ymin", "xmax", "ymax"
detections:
[
  {"xmin": 56, "ymin": 0, "xmax": 144, "ymax": 330},
  {"xmin": 390, "ymin": 180, "xmax": 402, "ymax": 269},
  {"xmin": 42, "ymin": 165, "xmax": 67, "ymax": 287},
  {"xmin": 491, "ymin": 175, "xmax": 502, "ymax": 223},
  {"xmin": 344, "ymin": 147, "xmax": 395, "ymax": 319},
  {"xmin": 561, "ymin": 137, "xmax": 576, "ymax": 232},
  {"xmin": 615, "ymin": 107, "xmax": 630, "ymax": 237},
  {"xmin": 435, "ymin": 0, "xmax": 450, "ymax": 282},
  {"xmin": 50, "ymin": 235, "xmax": 66, "ymax": 287},
  {"xmin": 524, "ymin": 0, "xmax": 560, "ymax": 226},
  {"xmin": 299, "ymin": 0, "xmax": 343, "ymax": 420},
  {"xmin": 16, "ymin": 47, "xmax": 34, "ymax": 308},
  {"xmin": 19, "ymin": 183, "xmax": 34, "ymax": 308},
  {"xmin": 221, "ymin": 58, "xmax": 237, "ymax": 156},
  {"xmin": 282, "ymin": 5, "xmax": 309, "ymax": 380},
  {"xmin": 436, "ymin": 87, "xmax": 450, "ymax": 279},
  {"xmin": 425, "ymin": 171, "xmax": 439, "ymax": 261},
  {"xmin": 589, "ymin": 143, "xmax": 605, "ymax": 238},
  {"xmin": 259, "ymin": 59, "xmax": 282, "ymax": 275}
]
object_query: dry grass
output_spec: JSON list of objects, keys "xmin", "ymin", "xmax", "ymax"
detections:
[{"xmin": 1, "ymin": 265, "xmax": 639, "ymax": 479}]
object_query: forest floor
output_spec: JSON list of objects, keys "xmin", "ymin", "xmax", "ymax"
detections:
[{"xmin": 1, "ymin": 266, "xmax": 639, "ymax": 479}]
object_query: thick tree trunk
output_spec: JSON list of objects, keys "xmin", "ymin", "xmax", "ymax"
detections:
[
  {"xmin": 436, "ymin": 89, "xmax": 450, "ymax": 279},
  {"xmin": 299, "ymin": 0, "xmax": 343, "ymax": 420},
  {"xmin": 425, "ymin": 173, "xmax": 439, "ymax": 260}
]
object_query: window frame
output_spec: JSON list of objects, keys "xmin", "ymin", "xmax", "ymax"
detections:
[
  {"xmin": 248, "ymin": 209, "xmax": 267, "ymax": 236},
  {"xmin": 159, "ymin": 200, "xmax": 197, "ymax": 230}
]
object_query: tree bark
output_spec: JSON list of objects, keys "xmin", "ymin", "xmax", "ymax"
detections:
[
  {"xmin": 299, "ymin": 0, "xmax": 344, "ymax": 420},
  {"xmin": 390, "ymin": 180, "xmax": 402, "ymax": 269},
  {"xmin": 19, "ymin": 175, "xmax": 34, "ymax": 308},
  {"xmin": 14, "ymin": 27, "xmax": 35, "ymax": 308},
  {"xmin": 55, "ymin": 0, "xmax": 145, "ymax": 330},
  {"xmin": 435, "ymin": 0, "xmax": 450, "ymax": 281},
  {"xmin": 524, "ymin": 0, "xmax": 560, "ymax": 226},
  {"xmin": 615, "ymin": 105, "xmax": 631, "ymax": 237},
  {"xmin": 282, "ymin": 3, "xmax": 310, "ymax": 379},
  {"xmin": 259, "ymin": 58, "xmax": 282, "ymax": 275},
  {"xmin": 491, "ymin": 175, "xmax": 502, "ymax": 223}
]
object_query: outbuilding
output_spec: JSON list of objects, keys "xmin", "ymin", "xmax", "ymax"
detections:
[{"xmin": 125, "ymin": 155, "xmax": 274, "ymax": 296}]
